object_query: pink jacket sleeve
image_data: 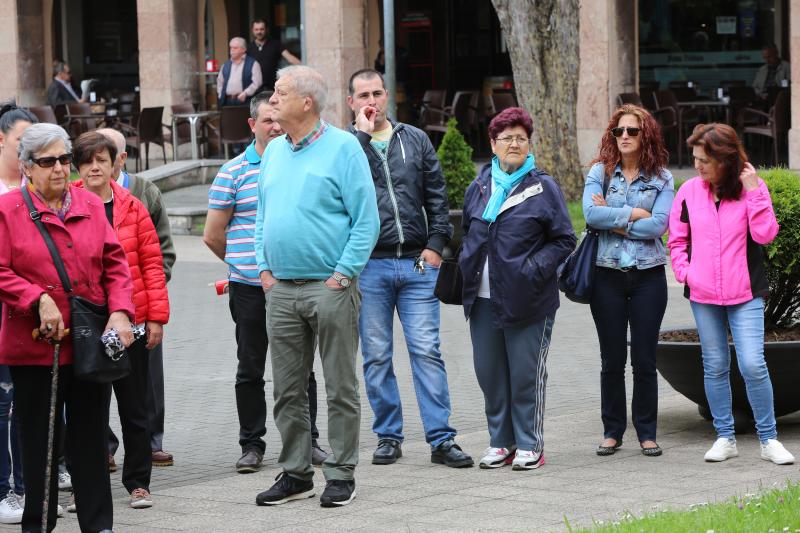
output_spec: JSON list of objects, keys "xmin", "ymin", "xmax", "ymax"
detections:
[
  {"xmin": 745, "ymin": 179, "xmax": 779, "ymax": 245},
  {"xmin": 100, "ymin": 217, "xmax": 135, "ymax": 319},
  {"xmin": 0, "ymin": 210, "xmax": 45, "ymax": 311},
  {"xmin": 667, "ymin": 186, "xmax": 691, "ymax": 284}
]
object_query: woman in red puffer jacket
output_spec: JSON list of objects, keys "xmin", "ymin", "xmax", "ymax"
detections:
[{"xmin": 73, "ymin": 132, "xmax": 169, "ymax": 510}]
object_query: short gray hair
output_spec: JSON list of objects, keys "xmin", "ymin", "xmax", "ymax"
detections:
[
  {"xmin": 230, "ymin": 37, "xmax": 247, "ymax": 49},
  {"xmin": 52, "ymin": 61, "xmax": 68, "ymax": 78},
  {"xmin": 18, "ymin": 123, "xmax": 72, "ymax": 163},
  {"xmin": 249, "ymin": 92, "xmax": 273, "ymax": 120},
  {"xmin": 276, "ymin": 65, "xmax": 327, "ymax": 114}
]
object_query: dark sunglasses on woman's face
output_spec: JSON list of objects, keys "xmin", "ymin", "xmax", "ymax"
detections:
[
  {"xmin": 31, "ymin": 153, "xmax": 73, "ymax": 168},
  {"xmin": 610, "ymin": 127, "xmax": 641, "ymax": 138}
]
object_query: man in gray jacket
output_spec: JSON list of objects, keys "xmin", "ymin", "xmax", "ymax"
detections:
[{"xmin": 347, "ymin": 69, "xmax": 472, "ymax": 468}]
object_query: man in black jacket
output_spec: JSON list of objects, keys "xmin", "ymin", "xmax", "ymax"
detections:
[{"xmin": 347, "ymin": 69, "xmax": 472, "ymax": 468}]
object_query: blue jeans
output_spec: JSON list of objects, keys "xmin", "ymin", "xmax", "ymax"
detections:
[
  {"xmin": 691, "ymin": 297, "xmax": 777, "ymax": 442},
  {"xmin": 0, "ymin": 364, "xmax": 24, "ymax": 495},
  {"xmin": 359, "ymin": 258, "xmax": 456, "ymax": 447}
]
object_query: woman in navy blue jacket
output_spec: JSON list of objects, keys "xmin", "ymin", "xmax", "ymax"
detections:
[{"xmin": 460, "ymin": 108, "xmax": 576, "ymax": 470}]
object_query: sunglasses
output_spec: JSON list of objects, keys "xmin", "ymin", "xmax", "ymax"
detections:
[
  {"xmin": 610, "ymin": 127, "xmax": 641, "ymax": 138},
  {"xmin": 31, "ymin": 153, "xmax": 73, "ymax": 168}
]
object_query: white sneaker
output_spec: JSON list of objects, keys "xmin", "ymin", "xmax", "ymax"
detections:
[
  {"xmin": 704, "ymin": 437, "xmax": 738, "ymax": 462},
  {"xmin": 57, "ymin": 504, "xmax": 65, "ymax": 518},
  {"xmin": 511, "ymin": 449, "xmax": 544, "ymax": 470},
  {"xmin": 58, "ymin": 471, "xmax": 72, "ymax": 491},
  {"xmin": 0, "ymin": 491, "xmax": 23, "ymax": 524},
  {"xmin": 478, "ymin": 447, "xmax": 515, "ymax": 469},
  {"xmin": 66, "ymin": 495, "xmax": 76, "ymax": 513},
  {"xmin": 760, "ymin": 439, "xmax": 795, "ymax": 465},
  {"xmin": 130, "ymin": 488, "xmax": 153, "ymax": 509}
]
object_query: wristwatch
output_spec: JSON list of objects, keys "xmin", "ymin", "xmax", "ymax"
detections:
[{"xmin": 332, "ymin": 272, "xmax": 351, "ymax": 288}]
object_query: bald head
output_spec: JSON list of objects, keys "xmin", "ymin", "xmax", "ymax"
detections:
[{"xmin": 97, "ymin": 128, "xmax": 128, "ymax": 177}]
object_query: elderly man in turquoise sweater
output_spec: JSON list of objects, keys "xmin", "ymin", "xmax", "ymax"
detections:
[{"xmin": 253, "ymin": 66, "xmax": 379, "ymax": 509}]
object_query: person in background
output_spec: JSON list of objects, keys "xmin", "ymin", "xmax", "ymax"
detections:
[
  {"xmin": 204, "ymin": 92, "xmax": 328, "ymax": 474},
  {"xmin": 0, "ymin": 105, "xmax": 37, "ymax": 525},
  {"xmin": 583, "ymin": 104, "xmax": 674, "ymax": 458},
  {"xmin": 97, "ymin": 128, "xmax": 176, "ymax": 470},
  {"xmin": 668, "ymin": 123, "xmax": 794, "ymax": 465},
  {"xmin": 248, "ymin": 19, "xmax": 300, "ymax": 94},
  {"xmin": 753, "ymin": 43, "xmax": 790, "ymax": 98},
  {"xmin": 460, "ymin": 107, "xmax": 575, "ymax": 470},
  {"xmin": 217, "ymin": 37, "xmax": 263, "ymax": 108},
  {"xmin": 347, "ymin": 69, "xmax": 472, "ymax": 468},
  {"xmin": 46, "ymin": 62, "xmax": 86, "ymax": 108},
  {"xmin": 74, "ymin": 132, "xmax": 170, "ymax": 509},
  {"xmin": 0, "ymin": 122, "xmax": 133, "ymax": 533}
]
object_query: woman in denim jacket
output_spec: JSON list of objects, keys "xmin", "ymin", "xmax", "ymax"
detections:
[{"xmin": 583, "ymin": 104, "xmax": 674, "ymax": 457}]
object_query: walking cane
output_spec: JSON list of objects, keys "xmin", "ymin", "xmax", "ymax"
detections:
[{"xmin": 34, "ymin": 327, "xmax": 65, "ymax": 533}]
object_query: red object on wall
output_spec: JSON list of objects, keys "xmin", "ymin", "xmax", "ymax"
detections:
[{"xmin": 206, "ymin": 59, "xmax": 218, "ymax": 72}]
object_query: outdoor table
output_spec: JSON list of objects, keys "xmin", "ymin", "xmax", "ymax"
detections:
[
  {"xmin": 677, "ymin": 99, "xmax": 731, "ymax": 124},
  {"xmin": 171, "ymin": 110, "xmax": 219, "ymax": 161}
]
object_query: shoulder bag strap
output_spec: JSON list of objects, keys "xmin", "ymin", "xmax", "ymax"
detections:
[{"xmin": 21, "ymin": 187, "xmax": 73, "ymax": 293}]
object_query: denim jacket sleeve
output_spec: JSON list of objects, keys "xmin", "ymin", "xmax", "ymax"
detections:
[
  {"xmin": 582, "ymin": 163, "xmax": 632, "ymax": 229},
  {"xmin": 626, "ymin": 170, "xmax": 675, "ymax": 240}
]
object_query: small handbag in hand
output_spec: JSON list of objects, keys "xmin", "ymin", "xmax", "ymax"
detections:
[{"xmin": 434, "ymin": 246, "xmax": 463, "ymax": 305}]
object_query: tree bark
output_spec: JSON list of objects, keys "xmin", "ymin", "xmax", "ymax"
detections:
[{"xmin": 491, "ymin": 0, "xmax": 583, "ymax": 200}]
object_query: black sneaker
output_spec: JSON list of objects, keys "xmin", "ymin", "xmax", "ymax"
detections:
[
  {"xmin": 319, "ymin": 479, "xmax": 356, "ymax": 507},
  {"xmin": 431, "ymin": 440, "xmax": 474, "ymax": 468},
  {"xmin": 255, "ymin": 472, "xmax": 315, "ymax": 506}
]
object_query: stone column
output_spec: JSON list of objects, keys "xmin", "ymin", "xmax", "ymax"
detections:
[
  {"xmin": 576, "ymin": 0, "xmax": 636, "ymax": 166},
  {"xmin": 303, "ymin": 0, "xmax": 367, "ymax": 127},
  {"xmin": 0, "ymin": 0, "xmax": 46, "ymax": 106},
  {"xmin": 789, "ymin": 0, "xmax": 800, "ymax": 169},
  {"xmin": 137, "ymin": 0, "xmax": 200, "ymax": 112}
]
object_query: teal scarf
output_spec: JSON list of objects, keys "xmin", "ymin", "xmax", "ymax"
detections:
[{"xmin": 481, "ymin": 154, "xmax": 535, "ymax": 223}]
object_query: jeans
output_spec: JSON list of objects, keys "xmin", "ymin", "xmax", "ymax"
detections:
[
  {"xmin": 359, "ymin": 258, "xmax": 456, "ymax": 448},
  {"xmin": 470, "ymin": 298, "xmax": 554, "ymax": 452},
  {"xmin": 589, "ymin": 266, "xmax": 667, "ymax": 442},
  {"xmin": 0, "ymin": 365, "xmax": 23, "ymax": 496},
  {"xmin": 11, "ymin": 365, "xmax": 113, "ymax": 533},
  {"xmin": 690, "ymin": 297, "xmax": 777, "ymax": 442},
  {"xmin": 266, "ymin": 280, "xmax": 361, "ymax": 482}
]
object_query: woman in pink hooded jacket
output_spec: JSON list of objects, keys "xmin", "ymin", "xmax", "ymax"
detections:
[{"xmin": 668, "ymin": 123, "xmax": 794, "ymax": 465}]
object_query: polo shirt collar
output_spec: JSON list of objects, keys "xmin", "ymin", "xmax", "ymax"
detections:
[{"xmin": 244, "ymin": 140, "xmax": 261, "ymax": 164}]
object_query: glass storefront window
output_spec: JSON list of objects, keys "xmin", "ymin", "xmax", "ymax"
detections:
[{"xmin": 639, "ymin": 0, "xmax": 786, "ymax": 95}]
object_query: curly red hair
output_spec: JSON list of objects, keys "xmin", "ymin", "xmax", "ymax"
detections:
[{"xmin": 590, "ymin": 104, "xmax": 669, "ymax": 179}]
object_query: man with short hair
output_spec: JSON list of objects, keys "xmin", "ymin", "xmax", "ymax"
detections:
[
  {"xmin": 217, "ymin": 37, "xmax": 263, "ymax": 108},
  {"xmin": 254, "ymin": 66, "xmax": 379, "ymax": 508},
  {"xmin": 753, "ymin": 43, "xmax": 791, "ymax": 97},
  {"xmin": 46, "ymin": 62, "xmax": 85, "ymax": 107},
  {"xmin": 248, "ymin": 19, "xmax": 301, "ymax": 94},
  {"xmin": 204, "ymin": 92, "xmax": 328, "ymax": 473},
  {"xmin": 346, "ymin": 69, "xmax": 473, "ymax": 468},
  {"xmin": 98, "ymin": 128, "xmax": 177, "ymax": 469}
]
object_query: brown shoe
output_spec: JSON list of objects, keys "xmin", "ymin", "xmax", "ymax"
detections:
[
  {"xmin": 108, "ymin": 454, "xmax": 117, "ymax": 473},
  {"xmin": 151, "ymin": 450, "xmax": 174, "ymax": 467}
]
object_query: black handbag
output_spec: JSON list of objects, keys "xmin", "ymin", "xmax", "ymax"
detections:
[
  {"xmin": 558, "ymin": 175, "xmax": 610, "ymax": 304},
  {"xmin": 22, "ymin": 188, "xmax": 131, "ymax": 383},
  {"xmin": 434, "ymin": 247, "xmax": 463, "ymax": 305}
]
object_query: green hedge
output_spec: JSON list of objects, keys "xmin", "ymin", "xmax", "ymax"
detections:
[{"xmin": 437, "ymin": 118, "xmax": 474, "ymax": 210}]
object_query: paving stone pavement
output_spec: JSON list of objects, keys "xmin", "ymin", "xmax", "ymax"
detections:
[{"xmin": 5, "ymin": 235, "xmax": 799, "ymax": 532}]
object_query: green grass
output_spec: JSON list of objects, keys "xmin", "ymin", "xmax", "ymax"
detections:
[
  {"xmin": 568, "ymin": 480, "xmax": 800, "ymax": 533},
  {"xmin": 568, "ymin": 200, "xmax": 585, "ymax": 235}
]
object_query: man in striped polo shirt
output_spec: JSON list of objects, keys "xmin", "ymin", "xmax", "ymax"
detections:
[{"xmin": 204, "ymin": 92, "xmax": 328, "ymax": 473}]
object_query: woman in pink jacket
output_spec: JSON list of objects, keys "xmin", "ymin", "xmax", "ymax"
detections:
[{"xmin": 668, "ymin": 123, "xmax": 794, "ymax": 465}]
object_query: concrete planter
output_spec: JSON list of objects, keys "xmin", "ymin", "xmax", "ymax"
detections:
[{"xmin": 656, "ymin": 329, "xmax": 800, "ymax": 431}]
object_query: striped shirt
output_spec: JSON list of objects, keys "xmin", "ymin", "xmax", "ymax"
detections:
[{"xmin": 208, "ymin": 141, "xmax": 262, "ymax": 285}]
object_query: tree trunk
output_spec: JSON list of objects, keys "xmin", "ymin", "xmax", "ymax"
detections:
[{"xmin": 491, "ymin": 0, "xmax": 582, "ymax": 200}]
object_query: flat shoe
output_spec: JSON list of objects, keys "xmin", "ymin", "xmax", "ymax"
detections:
[
  {"xmin": 641, "ymin": 443, "xmax": 662, "ymax": 457},
  {"xmin": 596, "ymin": 439, "xmax": 622, "ymax": 456}
]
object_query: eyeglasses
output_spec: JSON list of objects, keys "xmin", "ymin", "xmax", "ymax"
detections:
[
  {"xmin": 495, "ymin": 136, "xmax": 530, "ymax": 146},
  {"xmin": 610, "ymin": 127, "xmax": 641, "ymax": 137},
  {"xmin": 31, "ymin": 154, "xmax": 73, "ymax": 168}
]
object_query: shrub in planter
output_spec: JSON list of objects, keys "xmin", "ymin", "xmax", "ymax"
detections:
[
  {"xmin": 437, "ymin": 118, "xmax": 474, "ymax": 210},
  {"xmin": 761, "ymin": 167, "xmax": 800, "ymax": 331}
]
